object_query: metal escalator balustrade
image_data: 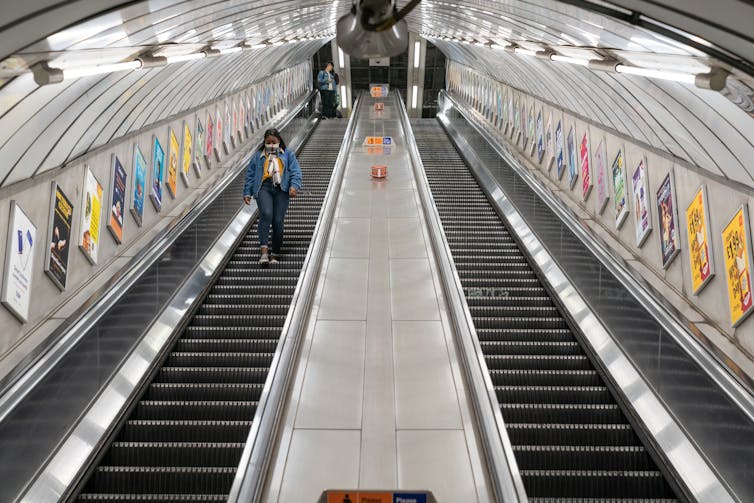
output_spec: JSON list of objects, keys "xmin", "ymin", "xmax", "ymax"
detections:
[
  {"xmin": 410, "ymin": 118, "xmax": 678, "ymax": 502},
  {"xmin": 75, "ymin": 121, "xmax": 348, "ymax": 502}
]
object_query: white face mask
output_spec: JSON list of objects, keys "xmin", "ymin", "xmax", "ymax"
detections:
[{"xmin": 265, "ymin": 143, "xmax": 279, "ymax": 154}]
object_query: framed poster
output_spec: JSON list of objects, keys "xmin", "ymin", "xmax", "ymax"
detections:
[
  {"xmin": 513, "ymin": 98, "xmax": 520, "ymax": 141},
  {"xmin": 656, "ymin": 172, "xmax": 680, "ymax": 268},
  {"xmin": 545, "ymin": 112, "xmax": 554, "ymax": 171},
  {"xmin": 166, "ymin": 128, "xmax": 179, "ymax": 199},
  {"xmin": 223, "ymin": 102, "xmax": 232, "ymax": 154},
  {"xmin": 45, "ymin": 183, "xmax": 72, "ymax": 291},
  {"xmin": 2, "ymin": 201, "xmax": 37, "ymax": 322},
  {"xmin": 555, "ymin": 120, "xmax": 565, "ymax": 180},
  {"xmin": 79, "ymin": 166, "xmax": 103, "ymax": 264},
  {"xmin": 632, "ymin": 157, "xmax": 652, "ymax": 246},
  {"xmin": 205, "ymin": 114, "xmax": 214, "ymax": 168},
  {"xmin": 580, "ymin": 132, "xmax": 592, "ymax": 201},
  {"xmin": 593, "ymin": 138, "xmax": 609, "ymax": 215},
  {"xmin": 107, "ymin": 154, "xmax": 127, "ymax": 243},
  {"xmin": 536, "ymin": 110, "xmax": 544, "ymax": 164},
  {"xmin": 193, "ymin": 116, "xmax": 204, "ymax": 177},
  {"xmin": 612, "ymin": 148, "xmax": 629, "ymax": 228},
  {"xmin": 722, "ymin": 205, "xmax": 754, "ymax": 327},
  {"xmin": 215, "ymin": 108, "xmax": 224, "ymax": 161},
  {"xmin": 686, "ymin": 185, "xmax": 714, "ymax": 294},
  {"xmin": 150, "ymin": 134, "xmax": 165, "ymax": 211},
  {"xmin": 231, "ymin": 102, "xmax": 238, "ymax": 147},
  {"xmin": 181, "ymin": 121, "xmax": 192, "ymax": 187},
  {"xmin": 527, "ymin": 108, "xmax": 536, "ymax": 156},
  {"xmin": 507, "ymin": 93, "xmax": 514, "ymax": 136},
  {"xmin": 131, "ymin": 144, "xmax": 147, "ymax": 227},
  {"xmin": 519, "ymin": 103, "xmax": 528, "ymax": 148},
  {"xmin": 238, "ymin": 98, "xmax": 246, "ymax": 141},
  {"xmin": 501, "ymin": 90, "xmax": 509, "ymax": 133},
  {"xmin": 566, "ymin": 125, "xmax": 578, "ymax": 189}
]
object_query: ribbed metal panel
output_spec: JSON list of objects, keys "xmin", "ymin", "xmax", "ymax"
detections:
[
  {"xmin": 411, "ymin": 118, "xmax": 678, "ymax": 502},
  {"xmin": 75, "ymin": 121, "xmax": 347, "ymax": 501}
]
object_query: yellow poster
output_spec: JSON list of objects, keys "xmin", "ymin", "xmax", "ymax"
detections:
[
  {"xmin": 181, "ymin": 123, "xmax": 192, "ymax": 187},
  {"xmin": 167, "ymin": 128, "xmax": 179, "ymax": 198},
  {"xmin": 686, "ymin": 185, "xmax": 714, "ymax": 294},
  {"xmin": 722, "ymin": 205, "xmax": 754, "ymax": 327}
]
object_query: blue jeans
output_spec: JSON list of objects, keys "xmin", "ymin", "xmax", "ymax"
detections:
[{"xmin": 257, "ymin": 180, "xmax": 290, "ymax": 253}]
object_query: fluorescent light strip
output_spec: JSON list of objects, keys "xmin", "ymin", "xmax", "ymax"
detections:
[
  {"xmin": 338, "ymin": 47, "xmax": 345, "ymax": 68},
  {"xmin": 165, "ymin": 52, "xmax": 206, "ymax": 64},
  {"xmin": 550, "ymin": 54, "xmax": 591, "ymax": 66},
  {"xmin": 340, "ymin": 85, "xmax": 347, "ymax": 107},
  {"xmin": 61, "ymin": 60, "xmax": 141, "ymax": 79},
  {"xmin": 219, "ymin": 46, "xmax": 242, "ymax": 55},
  {"xmin": 513, "ymin": 47, "xmax": 537, "ymax": 56},
  {"xmin": 615, "ymin": 64, "xmax": 697, "ymax": 84},
  {"xmin": 412, "ymin": 84, "xmax": 418, "ymax": 108},
  {"xmin": 413, "ymin": 41, "xmax": 421, "ymax": 68}
]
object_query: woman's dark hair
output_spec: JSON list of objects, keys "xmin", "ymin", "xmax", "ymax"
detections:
[{"xmin": 262, "ymin": 128, "xmax": 287, "ymax": 151}]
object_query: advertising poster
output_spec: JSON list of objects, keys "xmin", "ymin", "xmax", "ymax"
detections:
[
  {"xmin": 632, "ymin": 158, "xmax": 652, "ymax": 246},
  {"xmin": 656, "ymin": 173, "xmax": 680, "ymax": 268},
  {"xmin": 501, "ymin": 90, "xmax": 509, "ymax": 133},
  {"xmin": 79, "ymin": 166, "xmax": 103, "ymax": 264},
  {"xmin": 528, "ymin": 108, "xmax": 536, "ymax": 156},
  {"xmin": 593, "ymin": 138, "xmax": 609, "ymax": 214},
  {"xmin": 232, "ymin": 102, "xmax": 238, "ymax": 147},
  {"xmin": 722, "ymin": 205, "xmax": 754, "ymax": 327},
  {"xmin": 246, "ymin": 96, "xmax": 253, "ymax": 133},
  {"xmin": 580, "ymin": 132, "xmax": 592, "ymax": 201},
  {"xmin": 567, "ymin": 125, "xmax": 578, "ymax": 189},
  {"xmin": 513, "ymin": 98, "xmax": 520, "ymax": 140},
  {"xmin": 555, "ymin": 120, "xmax": 565, "ymax": 180},
  {"xmin": 131, "ymin": 144, "xmax": 147, "ymax": 226},
  {"xmin": 166, "ymin": 128, "xmax": 179, "ymax": 198},
  {"xmin": 545, "ymin": 112, "xmax": 554, "ymax": 171},
  {"xmin": 45, "ymin": 183, "xmax": 72, "ymax": 291},
  {"xmin": 536, "ymin": 110, "xmax": 544, "ymax": 163},
  {"xmin": 107, "ymin": 155, "xmax": 127, "ymax": 243},
  {"xmin": 205, "ymin": 114, "xmax": 214, "ymax": 168},
  {"xmin": 181, "ymin": 122, "xmax": 192, "ymax": 187},
  {"xmin": 223, "ymin": 102, "xmax": 232, "ymax": 153},
  {"xmin": 519, "ymin": 103, "xmax": 528, "ymax": 148},
  {"xmin": 194, "ymin": 116, "xmax": 204, "ymax": 177},
  {"xmin": 612, "ymin": 148, "xmax": 629, "ymax": 228},
  {"xmin": 215, "ymin": 109, "xmax": 224, "ymax": 160},
  {"xmin": 150, "ymin": 135, "xmax": 165, "ymax": 211},
  {"xmin": 2, "ymin": 202, "xmax": 37, "ymax": 322},
  {"xmin": 238, "ymin": 99, "xmax": 246, "ymax": 140},
  {"xmin": 507, "ymin": 94, "xmax": 514, "ymax": 136},
  {"xmin": 686, "ymin": 185, "xmax": 714, "ymax": 294}
]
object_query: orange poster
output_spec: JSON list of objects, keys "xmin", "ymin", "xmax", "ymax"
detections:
[{"xmin": 722, "ymin": 205, "xmax": 754, "ymax": 327}]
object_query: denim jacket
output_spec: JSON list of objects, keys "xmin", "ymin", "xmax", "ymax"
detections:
[
  {"xmin": 243, "ymin": 148, "xmax": 302, "ymax": 198},
  {"xmin": 317, "ymin": 70, "xmax": 334, "ymax": 91}
]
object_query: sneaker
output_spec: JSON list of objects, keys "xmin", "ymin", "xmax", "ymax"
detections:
[
  {"xmin": 259, "ymin": 253, "xmax": 269, "ymax": 266},
  {"xmin": 270, "ymin": 254, "xmax": 280, "ymax": 265}
]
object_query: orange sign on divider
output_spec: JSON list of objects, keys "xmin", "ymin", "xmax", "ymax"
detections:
[{"xmin": 374, "ymin": 103, "xmax": 384, "ymax": 111}]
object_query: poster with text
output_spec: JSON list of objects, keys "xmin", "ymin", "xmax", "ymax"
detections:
[
  {"xmin": 580, "ymin": 132, "xmax": 591, "ymax": 201},
  {"xmin": 593, "ymin": 138, "xmax": 609, "ymax": 214},
  {"xmin": 44, "ymin": 183, "xmax": 72, "ymax": 291},
  {"xmin": 520, "ymin": 103, "xmax": 528, "ymax": 148},
  {"xmin": 536, "ymin": 110, "xmax": 544, "ymax": 163},
  {"xmin": 223, "ymin": 102, "xmax": 232, "ymax": 153},
  {"xmin": 612, "ymin": 148, "xmax": 629, "ymax": 228},
  {"xmin": 555, "ymin": 120, "xmax": 565, "ymax": 180},
  {"xmin": 2, "ymin": 201, "xmax": 37, "ymax": 322},
  {"xmin": 166, "ymin": 128, "xmax": 179, "ymax": 198},
  {"xmin": 215, "ymin": 109, "xmax": 224, "ymax": 160},
  {"xmin": 656, "ymin": 173, "xmax": 680, "ymax": 268},
  {"xmin": 722, "ymin": 205, "xmax": 754, "ymax": 327},
  {"xmin": 131, "ymin": 144, "xmax": 147, "ymax": 226},
  {"xmin": 205, "ymin": 114, "xmax": 214, "ymax": 168},
  {"xmin": 194, "ymin": 116, "xmax": 204, "ymax": 177},
  {"xmin": 513, "ymin": 98, "xmax": 520, "ymax": 140},
  {"xmin": 545, "ymin": 112, "xmax": 554, "ymax": 171},
  {"xmin": 686, "ymin": 185, "xmax": 714, "ymax": 294},
  {"xmin": 632, "ymin": 158, "xmax": 652, "ymax": 246},
  {"xmin": 107, "ymin": 155, "xmax": 127, "ymax": 243},
  {"xmin": 507, "ymin": 94, "xmax": 514, "ymax": 136},
  {"xmin": 501, "ymin": 90, "xmax": 509, "ymax": 133},
  {"xmin": 527, "ymin": 108, "xmax": 536, "ymax": 156},
  {"xmin": 150, "ymin": 135, "xmax": 165, "ymax": 211},
  {"xmin": 232, "ymin": 102, "xmax": 238, "ymax": 144},
  {"xmin": 567, "ymin": 126, "xmax": 578, "ymax": 189},
  {"xmin": 79, "ymin": 166, "xmax": 103, "ymax": 264},
  {"xmin": 181, "ymin": 121, "xmax": 192, "ymax": 187}
]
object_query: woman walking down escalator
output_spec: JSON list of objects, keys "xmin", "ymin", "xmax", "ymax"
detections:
[{"xmin": 243, "ymin": 128, "xmax": 302, "ymax": 266}]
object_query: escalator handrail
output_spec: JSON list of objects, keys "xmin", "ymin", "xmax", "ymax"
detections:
[
  {"xmin": 395, "ymin": 91, "xmax": 529, "ymax": 503},
  {"xmin": 227, "ymin": 94, "xmax": 363, "ymax": 503},
  {"xmin": 436, "ymin": 90, "xmax": 735, "ymax": 503},
  {"xmin": 0, "ymin": 90, "xmax": 319, "ymax": 427}
]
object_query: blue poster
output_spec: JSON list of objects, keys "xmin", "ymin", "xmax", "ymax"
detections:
[
  {"xmin": 150, "ymin": 135, "xmax": 165, "ymax": 211},
  {"xmin": 131, "ymin": 144, "xmax": 147, "ymax": 226},
  {"xmin": 567, "ymin": 126, "xmax": 578, "ymax": 188},
  {"xmin": 536, "ymin": 110, "xmax": 544, "ymax": 163},
  {"xmin": 555, "ymin": 121, "xmax": 565, "ymax": 180}
]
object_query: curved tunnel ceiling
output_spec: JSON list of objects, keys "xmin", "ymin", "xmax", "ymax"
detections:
[{"xmin": 1, "ymin": 0, "xmax": 754, "ymax": 190}]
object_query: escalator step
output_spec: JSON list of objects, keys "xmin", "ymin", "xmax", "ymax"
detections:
[
  {"xmin": 174, "ymin": 339, "xmax": 278, "ymax": 353},
  {"xmin": 506, "ymin": 423, "xmax": 640, "ymax": 446},
  {"xmin": 102, "ymin": 442, "xmax": 244, "ymax": 467},
  {"xmin": 490, "ymin": 369, "xmax": 600, "ymax": 386},
  {"xmin": 481, "ymin": 340, "xmax": 582, "ymax": 356},
  {"xmin": 134, "ymin": 401, "xmax": 257, "ymax": 421},
  {"xmin": 520, "ymin": 469, "xmax": 674, "ymax": 498},
  {"xmin": 156, "ymin": 367, "xmax": 268, "ymax": 384},
  {"xmin": 121, "ymin": 420, "xmax": 252, "ymax": 443},
  {"xmin": 146, "ymin": 383, "xmax": 264, "ymax": 401},
  {"xmin": 495, "ymin": 385, "xmax": 612, "ymax": 404},
  {"xmin": 165, "ymin": 352, "xmax": 274, "ymax": 367},
  {"xmin": 501, "ymin": 402, "xmax": 625, "ymax": 424},
  {"xmin": 86, "ymin": 466, "xmax": 236, "ymax": 494},
  {"xmin": 513, "ymin": 444, "xmax": 654, "ymax": 471},
  {"xmin": 78, "ymin": 494, "xmax": 228, "ymax": 502}
]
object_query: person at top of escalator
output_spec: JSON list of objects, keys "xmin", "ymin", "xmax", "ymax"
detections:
[
  {"xmin": 317, "ymin": 62, "xmax": 337, "ymax": 119},
  {"xmin": 243, "ymin": 128, "xmax": 302, "ymax": 266}
]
